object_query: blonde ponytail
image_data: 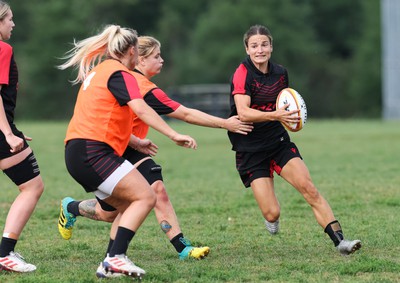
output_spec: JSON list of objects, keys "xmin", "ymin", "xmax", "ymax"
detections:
[{"xmin": 58, "ymin": 24, "xmax": 138, "ymax": 85}]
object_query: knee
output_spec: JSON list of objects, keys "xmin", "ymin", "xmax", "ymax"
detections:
[
  {"xmin": 98, "ymin": 210, "xmax": 118, "ymax": 223},
  {"xmin": 35, "ymin": 178, "xmax": 45, "ymax": 196},
  {"xmin": 20, "ymin": 176, "xmax": 44, "ymax": 200},
  {"xmin": 152, "ymin": 181, "xmax": 169, "ymax": 204},
  {"xmin": 147, "ymin": 192, "xmax": 157, "ymax": 209},
  {"xmin": 36, "ymin": 186, "xmax": 44, "ymax": 201},
  {"xmin": 142, "ymin": 186, "xmax": 157, "ymax": 209},
  {"xmin": 263, "ymin": 207, "xmax": 280, "ymax": 222}
]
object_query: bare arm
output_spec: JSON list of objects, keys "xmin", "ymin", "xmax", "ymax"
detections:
[
  {"xmin": 234, "ymin": 94, "xmax": 300, "ymax": 125},
  {"xmin": 167, "ymin": 105, "xmax": 253, "ymax": 135},
  {"xmin": 128, "ymin": 99, "xmax": 197, "ymax": 149},
  {"xmin": 0, "ymin": 86, "xmax": 24, "ymax": 153}
]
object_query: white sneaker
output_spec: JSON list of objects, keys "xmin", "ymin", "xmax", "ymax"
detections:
[
  {"xmin": 102, "ymin": 254, "xmax": 145, "ymax": 279},
  {"xmin": 96, "ymin": 262, "xmax": 125, "ymax": 278},
  {"xmin": 0, "ymin": 251, "xmax": 36, "ymax": 272},
  {"xmin": 265, "ymin": 219, "xmax": 279, "ymax": 235},
  {"xmin": 337, "ymin": 239, "xmax": 362, "ymax": 255}
]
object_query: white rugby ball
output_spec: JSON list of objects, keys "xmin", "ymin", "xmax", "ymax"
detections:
[{"xmin": 276, "ymin": 88, "xmax": 307, "ymax": 132}]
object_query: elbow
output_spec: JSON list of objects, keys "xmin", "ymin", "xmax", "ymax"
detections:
[
  {"xmin": 131, "ymin": 104, "xmax": 148, "ymax": 119},
  {"xmin": 134, "ymin": 108, "xmax": 147, "ymax": 119},
  {"xmin": 237, "ymin": 113, "xmax": 252, "ymax": 122},
  {"xmin": 182, "ymin": 113, "xmax": 192, "ymax": 123}
]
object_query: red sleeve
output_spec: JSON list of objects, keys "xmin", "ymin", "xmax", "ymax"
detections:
[
  {"xmin": 121, "ymin": 71, "xmax": 142, "ymax": 100},
  {"xmin": 0, "ymin": 42, "xmax": 12, "ymax": 85},
  {"xmin": 143, "ymin": 88, "xmax": 180, "ymax": 115},
  {"xmin": 108, "ymin": 71, "xmax": 143, "ymax": 106},
  {"xmin": 231, "ymin": 64, "xmax": 248, "ymax": 96},
  {"xmin": 152, "ymin": 88, "xmax": 180, "ymax": 109}
]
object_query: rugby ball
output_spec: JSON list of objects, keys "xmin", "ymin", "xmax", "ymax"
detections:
[{"xmin": 276, "ymin": 88, "xmax": 307, "ymax": 132}]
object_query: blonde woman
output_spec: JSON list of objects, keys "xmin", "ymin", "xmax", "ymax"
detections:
[
  {"xmin": 58, "ymin": 35, "xmax": 253, "ymax": 270},
  {"xmin": 0, "ymin": 1, "xmax": 44, "ymax": 273},
  {"xmin": 58, "ymin": 25, "xmax": 197, "ymax": 279}
]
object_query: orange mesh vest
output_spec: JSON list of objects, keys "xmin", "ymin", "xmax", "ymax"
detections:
[
  {"xmin": 130, "ymin": 71, "xmax": 158, "ymax": 139},
  {"xmin": 65, "ymin": 60, "xmax": 134, "ymax": 156}
]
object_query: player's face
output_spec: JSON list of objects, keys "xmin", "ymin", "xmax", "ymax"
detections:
[
  {"xmin": 245, "ymin": 34, "xmax": 272, "ymax": 67},
  {"xmin": 142, "ymin": 46, "xmax": 164, "ymax": 78},
  {"xmin": 0, "ymin": 9, "xmax": 15, "ymax": 41}
]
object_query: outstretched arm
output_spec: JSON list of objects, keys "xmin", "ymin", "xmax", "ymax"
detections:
[
  {"xmin": 167, "ymin": 105, "xmax": 253, "ymax": 135},
  {"xmin": 128, "ymin": 99, "xmax": 197, "ymax": 149}
]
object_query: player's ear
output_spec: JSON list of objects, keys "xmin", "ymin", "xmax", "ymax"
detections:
[{"xmin": 127, "ymin": 46, "xmax": 136, "ymax": 60}]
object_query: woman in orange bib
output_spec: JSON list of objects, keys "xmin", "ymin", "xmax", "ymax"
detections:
[
  {"xmin": 58, "ymin": 36, "xmax": 253, "ymax": 265},
  {"xmin": 58, "ymin": 25, "xmax": 197, "ymax": 279}
]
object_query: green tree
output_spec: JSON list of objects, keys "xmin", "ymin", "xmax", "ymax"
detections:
[
  {"xmin": 346, "ymin": 0, "xmax": 381, "ymax": 118},
  {"xmin": 9, "ymin": 0, "xmax": 381, "ymax": 119},
  {"xmin": 12, "ymin": 0, "xmax": 160, "ymax": 119},
  {"xmin": 155, "ymin": 0, "xmax": 381, "ymax": 118}
]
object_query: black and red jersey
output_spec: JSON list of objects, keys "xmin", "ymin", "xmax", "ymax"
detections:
[
  {"xmin": 0, "ymin": 41, "xmax": 18, "ymax": 124},
  {"xmin": 228, "ymin": 56, "xmax": 290, "ymax": 152}
]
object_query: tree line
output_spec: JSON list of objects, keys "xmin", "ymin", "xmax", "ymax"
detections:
[{"xmin": 10, "ymin": 0, "xmax": 380, "ymax": 120}]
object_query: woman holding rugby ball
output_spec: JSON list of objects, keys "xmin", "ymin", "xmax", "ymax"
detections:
[{"xmin": 228, "ymin": 24, "xmax": 361, "ymax": 255}]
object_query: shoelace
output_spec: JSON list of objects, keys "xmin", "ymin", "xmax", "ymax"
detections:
[{"xmin": 10, "ymin": 252, "xmax": 26, "ymax": 263}]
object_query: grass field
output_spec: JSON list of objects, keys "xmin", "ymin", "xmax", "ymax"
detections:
[{"xmin": 0, "ymin": 119, "xmax": 399, "ymax": 283}]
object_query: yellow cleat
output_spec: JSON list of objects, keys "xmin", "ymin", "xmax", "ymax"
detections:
[
  {"xmin": 58, "ymin": 197, "xmax": 76, "ymax": 240},
  {"xmin": 178, "ymin": 237, "xmax": 210, "ymax": 260},
  {"xmin": 188, "ymin": 246, "xmax": 210, "ymax": 260}
]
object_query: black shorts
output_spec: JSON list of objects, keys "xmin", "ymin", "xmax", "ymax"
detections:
[
  {"xmin": 236, "ymin": 141, "xmax": 302, "ymax": 187},
  {"xmin": 65, "ymin": 139, "xmax": 126, "ymax": 193},
  {"xmin": 123, "ymin": 146, "xmax": 163, "ymax": 185},
  {"xmin": 123, "ymin": 146, "xmax": 150, "ymax": 165},
  {"xmin": 0, "ymin": 124, "xmax": 29, "ymax": 159}
]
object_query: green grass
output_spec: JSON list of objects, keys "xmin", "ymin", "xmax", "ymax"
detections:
[{"xmin": 0, "ymin": 119, "xmax": 399, "ymax": 282}]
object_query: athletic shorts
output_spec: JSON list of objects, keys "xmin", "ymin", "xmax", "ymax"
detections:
[
  {"xmin": 123, "ymin": 146, "xmax": 150, "ymax": 165},
  {"xmin": 0, "ymin": 124, "xmax": 29, "ymax": 159},
  {"xmin": 235, "ymin": 141, "xmax": 302, "ymax": 188},
  {"xmin": 123, "ymin": 146, "xmax": 163, "ymax": 185},
  {"xmin": 65, "ymin": 139, "xmax": 133, "ymax": 196}
]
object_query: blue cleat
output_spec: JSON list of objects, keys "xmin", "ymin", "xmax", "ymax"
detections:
[
  {"xmin": 178, "ymin": 238, "xmax": 210, "ymax": 260},
  {"xmin": 58, "ymin": 197, "xmax": 76, "ymax": 240}
]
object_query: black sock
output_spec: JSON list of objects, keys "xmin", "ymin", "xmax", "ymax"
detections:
[
  {"xmin": 67, "ymin": 201, "xmax": 82, "ymax": 217},
  {"xmin": 105, "ymin": 238, "xmax": 114, "ymax": 257},
  {"xmin": 170, "ymin": 233, "xmax": 188, "ymax": 253},
  {"xmin": 0, "ymin": 237, "xmax": 17, "ymax": 257},
  {"xmin": 324, "ymin": 220, "xmax": 344, "ymax": 247},
  {"xmin": 109, "ymin": 227, "xmax": 135, "ymax": 257}
]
